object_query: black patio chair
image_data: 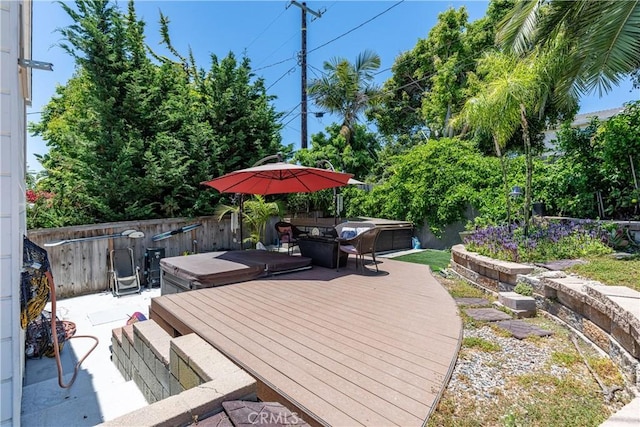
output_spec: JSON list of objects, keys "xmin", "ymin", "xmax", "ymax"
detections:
[{"xmin": 274, "ymin": 221, "xmax": 307, "ymax": 255}]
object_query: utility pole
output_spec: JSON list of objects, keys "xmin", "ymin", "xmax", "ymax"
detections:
[{"xmin": 288, "ymin": 1, "xmax": 323, "ymax": 149}]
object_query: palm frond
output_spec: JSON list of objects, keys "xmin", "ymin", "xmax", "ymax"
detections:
[
  {"xmin": 499, "ymin": 0, "xmax": 640, "ymax": 97},
  {"xmin": 576, "ymin": 0, "xmax": 640, "ymax": 94},
  {"xmin": 497, "ymin": 0, "xmax": 543, "ymax": 54}
]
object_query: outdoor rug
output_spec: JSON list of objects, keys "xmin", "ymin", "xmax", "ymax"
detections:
[{"xmin": 87, "ymin": 306, "xmax": 140, "ymax": 326}]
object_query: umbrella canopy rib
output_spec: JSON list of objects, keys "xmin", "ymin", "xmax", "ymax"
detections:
[{"xmin": 202, "ymin": 162, "xmax": 353, "ymax": 196}]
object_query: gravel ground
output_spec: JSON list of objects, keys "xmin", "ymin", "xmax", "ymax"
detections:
[
  {"xmin": 446, "ymin": 325, "xmax": 569, "ymax": 402},
  {"xmin": 435, "ymin": 311, "xmax": 634, "ymax": 426}
]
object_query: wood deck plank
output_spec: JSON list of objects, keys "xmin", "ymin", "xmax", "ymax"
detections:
[
  {"xmin": 193, "ymin": 290, "xmax": 431, "ymax": 417},
  {"xmin": 235, "ymin": 280, "xmax": 460, "ymax": 359},
  {"xmin": 264, "ymin": 263, "xmax": 459, "ymax": 329},
  {"xmin": 219, "ymin": 284, "xmax": 456, "ymax": 378},
  {"xmin": 152, "ymin": 258, "xmax": 462, "ymax": 426},
  {"xmin": 167, "ymin": 293, "xmax": 405, "ymax": 426},
  {"xmin": 178, "ymin": 291, "xmax": 424, "ymax": 425},
  {"xmin": 242, "ymin": 275, "xmax": 455, "ymax": 334},
  {"xmin": 210, "ymin": 284, "xmax": 440, "ymax": 393},
  {"xmin": 226, "ymin": 282, "xmax": 459, "ymax": 369}
]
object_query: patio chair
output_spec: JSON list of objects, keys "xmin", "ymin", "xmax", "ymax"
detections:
[
  {"xmin": 109, "ymin": 248, "xmax": 141, "ymax": 297},
  {"xmin": 275, "ymin": 221, "xmax": 306, "ymax": 255},
  {"xmin": 336, "ymin": 224, "xmax": 381, "ymax": 273}
]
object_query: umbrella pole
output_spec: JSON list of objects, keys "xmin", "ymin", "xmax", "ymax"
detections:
[
  {"xmin": 239, "ymin": 194, "xmax": 244, "ymax": 250},
  {"xmin": 334, "ymin": 187, "xmax": 338, "ymax": 226}
]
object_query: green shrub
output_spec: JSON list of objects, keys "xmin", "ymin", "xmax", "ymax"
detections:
[
  {"xmin": 346, "ymin": 137, "xmax": 504, "ymax": 233},
  {"xmin": 514, "ymin": 283, "xmax": 533, "ymax": 296}
]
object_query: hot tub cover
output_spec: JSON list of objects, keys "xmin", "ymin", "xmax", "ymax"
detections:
[{"xmin": 160, "ymin": 250, "xmax": 312, "ymax": 288}]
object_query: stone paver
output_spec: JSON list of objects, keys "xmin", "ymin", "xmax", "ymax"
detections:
[
  {"xmin": 454, "ymin": 297, "xmax": 490, "ymax": 306},
  {"xmin": 464, "ymin": 308, "xmax": 512, "ymax": 322},
  {"xmin": 600, "ymin": 397, "xmax": 640, "ymax": 427},
  {"xmin": 534, "ymin": 259, "xmax": 586, "ymax": 271},
  {"xmin": 223, "ymin": 401, "xmax": 310, "ymax": 426},
  {"xmin": 193, "ymin": 411, "xmax": 233, "ymax": 427},
  {"xmin": 495, "ymin": 320, "xmax": 553, "ymax": 340}
]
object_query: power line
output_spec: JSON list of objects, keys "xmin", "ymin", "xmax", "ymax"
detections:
[
  {"xmin": 254, "ymin": 52, "xmax": 296, "ymax": 72},
  {"xmin": 255, "ymin": 2, "xmax": 404, "ymax": 79},
  {"xmin": 244, "ymin": 5, "xmax": 288, "ymax": 51},
  {"xmin": 283, "ymin": 112, "xmax": 301, "ymax": 127},
  {"xmin": 308, "ymin": 0, "xmax": 405, "ymax": 55},
  {"xmin": 309, "ymin": 63, "xmax": 324, "ymax": 79},
  {"xmin": 267, "ymin": 66, "xmax": 297, "ymax": 91},
  {"xmin": 279, "ymin": 102, "xmax": 303, "ymax": 122}
]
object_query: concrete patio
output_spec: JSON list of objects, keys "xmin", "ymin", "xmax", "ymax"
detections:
[{"xmin": 21, "ymin": 288, "xmax": 160, "ymax": 426}]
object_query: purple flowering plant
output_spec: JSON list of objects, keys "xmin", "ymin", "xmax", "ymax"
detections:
[{"xmin": 464, "ymin": 220, "xmax": 612, "ymax": 263}]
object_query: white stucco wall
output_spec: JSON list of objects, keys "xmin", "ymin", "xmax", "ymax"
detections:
[{"xmin": 0, "ymin": 0, "xmax": 30, "ymax": 425}]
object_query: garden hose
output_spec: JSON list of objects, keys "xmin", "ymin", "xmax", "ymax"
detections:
[{"xmin": 45, "ymin": 270, "xmax": 99, "ymax": 389}]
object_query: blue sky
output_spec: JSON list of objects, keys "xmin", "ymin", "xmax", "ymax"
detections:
[{"xmin": 28, "ymin": 0, "xmax": 639, "ymax": 172}]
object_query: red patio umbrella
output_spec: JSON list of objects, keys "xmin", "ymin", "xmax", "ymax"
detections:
[
  {"xmin": 201, "ymin": 162, "xmax": 353, "ymax": 248},
  {"xmin": 201, "ymin": 162, "xmax": 353, "ymax": 195}
]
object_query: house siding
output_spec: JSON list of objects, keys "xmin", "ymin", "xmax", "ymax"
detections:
[{"xmin": 0, "ymin": 0, "xmax": 29, "ymax": 425}]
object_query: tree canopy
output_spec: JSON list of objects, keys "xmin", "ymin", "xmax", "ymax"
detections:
[
  {"xmin": 308, "ymin": 50, "xmax": 382, "ymax": 146},
  {"xmin": 369, "ymin": 1, "xmax": 515, "ymax": 146},
  {"xmin": 30, "ymin": 0, "xmax": 284, "ymax": 227},
  {"xmin": 28, "ymin": 0, "xmax": 639, "ymax": 231}
]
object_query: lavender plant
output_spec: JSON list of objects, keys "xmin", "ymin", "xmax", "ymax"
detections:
[{"xmin": 464, "ymin": 220, "xmax": 612, "ymax": 262}]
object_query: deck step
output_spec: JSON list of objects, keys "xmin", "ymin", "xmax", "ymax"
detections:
[{"xmin": 21, "ymin": 379, "xmax": 146, "ymax": 426}]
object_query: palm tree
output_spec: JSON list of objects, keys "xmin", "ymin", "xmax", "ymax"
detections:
[
  {"xmin": 497, "ymin": 0, "xmax": 640, "ymax": 95},
  {"xmin": 215, "ymin": 195, "xmax": 283, "ymax": 247},
  {"xmin": 457, "ymin": 52, "xmax": 546, "ymax": 227},
  {"xmin": 308, "ymin": 50, "xmax": 382, "ymax": 145}
]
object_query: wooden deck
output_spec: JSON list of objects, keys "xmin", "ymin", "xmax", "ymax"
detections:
[{"xmin": 150, "ymin": 257, "xmax": 462, "ymax": 426}]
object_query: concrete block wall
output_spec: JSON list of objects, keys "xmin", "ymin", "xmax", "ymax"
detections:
[
  {"xmin": 451, "ymin": 244, "xmax": 534, "ymax": 291},
  {"xmin": 111, "ymin": 321, "xmax": 172, "ymax": 403},
  {"xmin": 111, "ymin": 319, "xmax": 257, "ymax": 411}
]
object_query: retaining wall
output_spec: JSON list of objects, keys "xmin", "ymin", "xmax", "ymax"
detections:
[
  {"xmin": 105, "ymin": 319, "xmax": 256, "ymax": 426},
  {"xmin": 450, "ymin": 244, "xmax": 640, "ymax": 389}
]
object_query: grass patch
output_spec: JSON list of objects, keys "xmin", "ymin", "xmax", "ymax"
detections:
[
  {"xmin": 440, "ymin": 278, "xmax": 487, "ymax": 299},
  {"xmin": 462, "ymin": 336, "xmax": 501, "ymax": 352},
  {"xmin": 429, "ymin": 374, "xmax": 609, "ymax": 427},
  {"xmin": 394, "ymin": 249, "xmax": 451, "ymax": 272},
  {"xmin": 488, "ymin": 323, "xmax": 513, "ymax": 338},
  {"xmin": 514, "ymin": 376, "xmax": 608, "ymax": 426},
  {"xmin": 551, "ymin": 351, "xmax": 581, "ymax": 366},
  {"xmin": 459, "ymin": 311, "xmax": 483, "ymax": 329},
  {"xmin": 588, "ymin": 357, "xmax": 625, "ymax": 387},
  {"xmin": 567, "ymin": 256, "xmax": 640, "ymax": 291}
]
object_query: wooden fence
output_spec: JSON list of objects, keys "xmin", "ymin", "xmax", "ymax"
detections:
[
  {"xmin": 26, "ymin": 214, "xmax": 422, "ymax": 299},
  {"xmin": 26, "ymin": 216, "xmax": 265, "ymax": 298}
]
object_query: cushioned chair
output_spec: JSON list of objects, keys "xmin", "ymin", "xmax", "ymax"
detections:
[
  {"xmin": 274, "ymin": 221, "xmax": 306, "ymax": 255},
  {"xmin": 335, "ymin": 223, "xmax": 381, "ymax": 272}
]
